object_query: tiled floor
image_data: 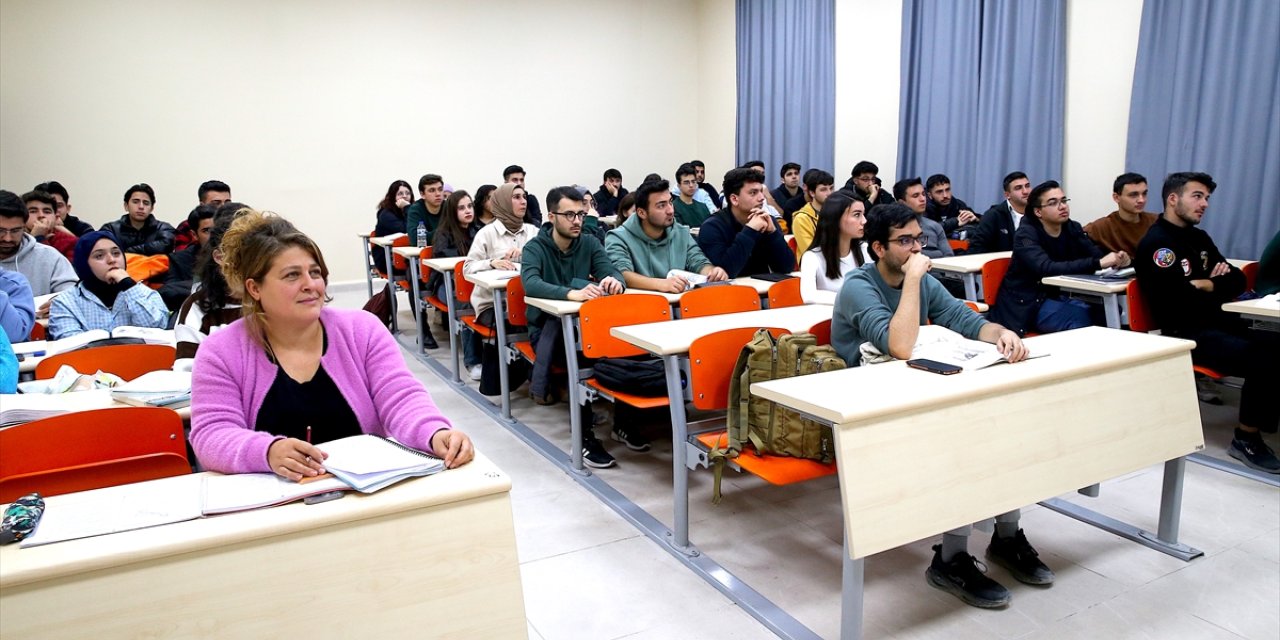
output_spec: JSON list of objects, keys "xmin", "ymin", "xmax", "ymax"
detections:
[{"xmin": 343, "ymin": 286, "xmax": 1279, "ymax": 640}]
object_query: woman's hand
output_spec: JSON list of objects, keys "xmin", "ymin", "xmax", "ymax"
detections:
[
  {"xmin": 267, "ymin": 437, "xmax": 328, "ymax": 481},
  {"xmin": 431, "ymin": 429, "xmax": 474, "ymax": 468},
  {"xmin": 104, "ymin": 267, "xmax": 131, "ymax": 284}
]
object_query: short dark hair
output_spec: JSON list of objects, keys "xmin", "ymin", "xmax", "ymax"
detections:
[
  {"xmin": 502, "ymin": 165, "xmax": 525, "ymax": 180},
  {"xmin": 634, "ymin": 179, "xmax": 670, "ymax": 211},
  {"xmin": 198, "ymin": 180, "xmax": 230, "ymax": 201},
  {"xmin": 892, "ymin": 177, "xmax": 923, "ymax": 201},
  {"xmin": 722, "ymin": 167, "xmax": 764, "ymax": 199},
  {"xmin": 1027, "ymin": 180, "xmax": 1062, "ymax": 212},
  {"xmin": 34, "ymin": 181, "xmax": 69, "ymax": 202},
  {"xmin": 743, "ymin": 160, "xmax": 765, "ymax": 170},
  {"xmin": 545, "ymin": 186, "xmax": 584, "ymax": 213},
  {"xmin": 1112, "ymin": 172, "xmax": 1147, "ymax": 195},
  {"xmin": 1002, "ymin": 171, "xmax": 1028, "ymax": 192},
  {"xmin": 925, "ymin": 174, "xmax": 950, "ymax": 192},
  {"xmin": 187, "ymin": 204, "xmax": 218, "ymax": 230},
  {"xmin": 124, "ymin": 183, "xmax": 156, "ymax": 204},
  {"xmin": 473, "ymin": 184, "xmax": 497, "ymax": 215},
  {"xmin": 690, "ymin": 160, "xmax": 706, "ymax": 169},
  {"xmin": 1161, "ymin": 172, "xmax": 1216, "ymax": 204},
  {"xmin": 603, "ymin": 168, "xmax": 622, "ymax": 182},
  {"xmin": 215, "ymin": 202, "xmax": 248, "ymax": 219},
  {"xmin": 643, "ymin": 173, "xmax": 663, "ymax": 184},
  {"xmin": 418, "ymin": 174, "xmax": 443, "ymax": 192},
  {"xmin": 617, "ymin": 192, "xmax": 637, "ymax": 219},
  {"xmin": 780, "ymin": 162, "xmax": 801, "ymax": 179},
  {"xmin": 863, "ymin": 203, "xmax": 919, "ymax": 262},
  {"xmin": 675, "ymin": 163, "xmax": 698, "ymax": 183},
  {"xmin": 803, "ymin": 169, "xmax": 835, "ymax": 192},
  {"xmin": 0, "ymin": 190, "xmax": 24, "ymax": 221},
  {"xmin": 851, "ymin": 160, "xmax": 879, "ymax": 177},
  {"xmin": 21, "ymin": 190, "xmax": 56, "ymax": 211}
]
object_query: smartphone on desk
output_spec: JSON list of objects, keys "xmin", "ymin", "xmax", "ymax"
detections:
[{"xmin": 906, "ymin": 359, "xmax": 962, "ymax": 375}]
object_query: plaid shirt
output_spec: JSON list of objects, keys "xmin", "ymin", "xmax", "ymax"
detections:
[{"xmin": 48, "ymin": 281, "xmax": 169, "ymax": 340}]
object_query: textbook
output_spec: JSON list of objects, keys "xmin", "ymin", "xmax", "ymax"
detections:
[
  {"xmin": 0, "ymin": 389, "xmax": 114, "ymax": 427},
  {"xmin": 200, "ymin": 473, "xmax": 352, "ymax": 515},
  {"xmin": 110, "ymin": 370, "xmax": 192, "ymax": 408},
  {"xmin": 15, "ymin": 327, "xmax": 176, "ymax": 358},
  {"xmin": 910, "ymin": 334, "xmax": 1047, "ymax": 372}
]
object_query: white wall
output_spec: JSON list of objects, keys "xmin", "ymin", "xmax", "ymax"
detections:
[
  {"xmin": 1062, "ymin": 0, "xmax": 1145, "ymax": 224},
  {"xmin": 0, "ymin": 0, "xmax": 708, "ymax": 282},
  {"xmin": 834, "ymin": 0, "xmax": 903, "ymax": 184},
  {"xmin": 695, "ymin": 0, "xmax": 737, "ymax": 182}
]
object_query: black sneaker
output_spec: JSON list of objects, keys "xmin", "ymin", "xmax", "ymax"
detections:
[
  {"xmin": 582, "ymin": 438, "xmax": 617, "ymax": 469},
  {"xmin": 986, "ymin": 529, "xmax": 1055, "ymax": 585},
  {"xmin": 1228, "ymin": 437, "xmax": 1280, "ymax": 474},
  {"xmin": 421, "ymin": 328, "xmax": 439, "ymax": 350},
  {"xmin": 611, "ymin": 426, "xmax": 652, "ymax": 452},
  {"xmin": 925, "ymin": 545, "xmax": 1011, "ymax": 608}
]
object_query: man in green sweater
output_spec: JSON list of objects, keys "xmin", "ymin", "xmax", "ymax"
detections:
[
  {"xmin": 522, "ymin": 186, "xmax": 626, "ymax": 468},
  {"xmin": 405, "ymin": 173, "xmax": 446, "ymax": 245},
  {"xmin": 605, "ymin": 179, "xmax": 727, "ymax": 293}
]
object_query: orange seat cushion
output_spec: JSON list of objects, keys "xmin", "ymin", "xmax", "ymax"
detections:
[
  {"xmin": 462, "ymin": 316, "xmax": 497, "ymax": 340},
  {"xmin": 696, "ymin": 431, "xmax": 838, "ymax": 485},
  {"xmin": 584, "ymin": 378, "xmax": 670, "ymax": 409}
]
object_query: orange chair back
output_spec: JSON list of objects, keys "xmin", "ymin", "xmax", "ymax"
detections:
[
  {"xmin": 680, "ymin": 284, "xmax": 761, "ymax": 319},
  {"xmin": 417, "ymin": 247, "xmax": 434, "ymax": 282},
  {"xmin": 390, "ymin": 235, "xmax": 411, "ymax": 271},
  {"xmin": 1126, "ymin": 279, "xmax": 1157, "ymax": 333},
  {"xmin": 949, "ymin": 239, "xmax": 970, "ymax": 252},
  {"xmin": 35, "ymin": 344, "xmax": 177, "ymax": 381},
  {"xmin": 981, "ymin": 257, "xmax": 1011, "ymax": 307},
  {"xmin": 506, "ymin": 276, "xmax": 529, "ymax": 327},
  {"xmin": 809, "ymin": 319, "xmax": 832, "ymax": 345},
  {"xmin": 767, "ymin": 278, "xmax": 803, "ymax": 308},
  {"xmin": 0, "ymin": 407, "xmax": 190, "ymax": 503},
  {"xmin": 28, "ymin": 322, "xmax": 46, "ymax": 341},
  {"xmin": 1242, "ymin": 261, "xmax": 1259, "ymax": 291},
  {"xmin": 580, "ymin": 294, "xmax": 671, "ymax": 358},
  {"xmin": 689, "ymin": 327, "xmax": 786, "ymax": 411},
  {"xmin": 787, "ymin": 235, "xmax": 798, "ymax": 255},
  {"xmin": 455, "ymin": 264, "xmax": 477, "ymax": 305}
]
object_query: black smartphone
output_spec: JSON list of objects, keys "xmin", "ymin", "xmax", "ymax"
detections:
[{"xmin": 906, "ymin": 358, "xmax": 962, "ymax": 375}]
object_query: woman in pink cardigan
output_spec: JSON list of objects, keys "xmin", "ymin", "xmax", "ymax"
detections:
[{"xmin": 190, "ymin": 210, "xmax": 473, "ymax": 480}]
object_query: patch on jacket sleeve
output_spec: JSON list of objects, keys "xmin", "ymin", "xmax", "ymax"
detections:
[
  {"xmin": 1153, "ymin": 248, "xmax": 1176, "ymax": 268},
  {"xmin": 1181, "ymin": 258, "xmax": 1192, "ymax": 276}
]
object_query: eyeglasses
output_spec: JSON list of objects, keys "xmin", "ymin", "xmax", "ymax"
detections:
[
  {"xmin": 0, "ymin": 226, "xmax": 26, "ymax": 238},
  {"xmin": 555, "ymin": 211, "xmax": 587, "ymax": 221},
  {"xmin": 888, "ymin": 234, "xmax": 928, "ymax": 248},
  {"xmin": 1039, "ymin": 197, "xmax": 1071, "ymax": 209}
]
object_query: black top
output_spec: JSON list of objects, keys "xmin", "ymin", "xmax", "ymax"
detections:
[
  {"xmin": 989, "ymin": 218, "xmax": 1104, "ymax": 335},
  {"xmin": 255, "ymin": 329, "xmax": 361, "ymax": 444},
  {"xmin": 1134, "ymin": 217, "xmax": 1245, "ymax": 336}
]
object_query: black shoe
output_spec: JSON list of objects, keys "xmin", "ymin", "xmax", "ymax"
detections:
[
  {"xmin": 925, "ymin": 545, "xmax": 1011, "ymax": 608},
  {"xmin": 611, "ymin": 426, "xmax": 652, "ymax": 452},
  {"xmin": 986, "ymin": 529, "xmax": 1055, "ymax": 585},
  {"xmin": 582, "ymin": 438, "xmax": 617, "ymax": 469},
  {"xmin": 421, "ymin": 329, "xmax": 439, "ymax": 350},
  {"xmin": 1228, "ymin": 436, "xmax": 1280, "ymax": 474}
]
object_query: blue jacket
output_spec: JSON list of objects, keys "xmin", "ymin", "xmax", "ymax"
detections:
[{"xmin": 695, "ymin": 208, "xmax": 796, "ymax": 278}]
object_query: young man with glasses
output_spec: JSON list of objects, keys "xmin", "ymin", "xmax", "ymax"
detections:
[
  {"xmin": 672, "ymin": 163, "xmax": 713, "ymax": 228},
  {"xmin": 521, "ymin": 186, "xmax": 626, "ymax": 467},
  {"xmin": 989, "ymin": 180, "xmax": 1129, "ymax": 336},
  {"xmin": 832, "ymin": 202, "xmax": 1044, "ymax": 609},
  {"xmin": 0, "ymin": 190, "xmax": 78, "ymax": 298}
]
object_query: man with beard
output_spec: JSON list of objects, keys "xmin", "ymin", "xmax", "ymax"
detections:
[
  {"xmin": 924, "ymin": 174, "xmax": 979, "ymax": 239},
  {"xmin": 969, "ymin": 172, "xmax": 1031, "ymax": 254},
  {"xmin": 605, "ymin": 179, "xmax": 726, "ymax": 293}
]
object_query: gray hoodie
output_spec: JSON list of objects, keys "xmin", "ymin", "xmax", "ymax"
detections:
[{"xmin": 0, "ymin": 234, "xmax": 78, "ymax": 296}]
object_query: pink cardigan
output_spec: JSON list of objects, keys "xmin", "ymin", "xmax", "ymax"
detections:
[{"xmin": 190, "ymin": 307, "xmax": 453, "ymax": 473}]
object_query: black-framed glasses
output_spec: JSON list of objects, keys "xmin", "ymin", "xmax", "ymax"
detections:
[
  {"xmin": 1039, "ymin": 197, "xmax": 1071, "ymax": 209},
  {"xmin": 888, "ymin": 234, "xmax": 928, "ymax": 248},
  {"xmin": 555, "ymin": 211, "xmax": 587, "ymax": 221}
]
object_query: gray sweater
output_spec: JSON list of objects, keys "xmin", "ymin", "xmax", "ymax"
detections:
[{"xmin": 0, "ymin": 234, "xmax": 78, "ymax": 296}]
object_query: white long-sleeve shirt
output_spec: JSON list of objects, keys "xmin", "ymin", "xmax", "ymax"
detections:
[
  {"xmin": 799, "ymin": 245, "xmax": 871, "ymax": 305},
  {"xmin": 463, "ymin": 222, "xmax": 538, "ymax": 316}
]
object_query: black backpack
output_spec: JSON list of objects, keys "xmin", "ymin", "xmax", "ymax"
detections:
[{"xmin": 592, "ymin": 357, "xmax": 680, "ymax": 397}]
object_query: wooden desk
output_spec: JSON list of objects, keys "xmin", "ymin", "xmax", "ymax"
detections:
[
  {"xmin": 465, "ymin": 270, "xmax": 522, "ymax": 421},
  {"xmin": 0, "ymin": 453, "xmax": 526, "ymax": 639},
  {"xmin": 421, "ymin": 256, "xmax": 468, "ymax": 382},
  {"xmin": 1223, "ymin": 296, "xmax": 1280, "ymax": 330},
  {"xmin": 610, "ymin": 304, "xmax": 834, "ymax": 552},
  {"xmin": 1042, "ymin": 275, "xmax": 1131, "ymax": 328},
  {"xmin": 930, "ymin": 251, "xmax": 1011, "ymax": 301},
  {"xmin": 751, "ymin": 327, "xmax": 1203, "ymax": 639}
]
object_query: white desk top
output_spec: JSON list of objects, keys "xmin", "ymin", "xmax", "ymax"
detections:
[
  {"xmin": 1223, "ymin": 297, "xmax": 1280, "ymax": 319},
  {"xmin": 356, "ymin": 232, "xmax": 371, "ymax": 239},
  {"xmin": 1227, "ymin": 258, "xmax": 1256, "ymax": 269},
  {"xmin": 524, "ymin": 291, "xmax": 675, "ymax": 318},
  {"xmin": 392, "ymin": 245, "xmax": 429, "ymax": 258},
  {"xmin": 421, "ymin": 256, "xmax": 466, "ymax": 273},
  {"xmin": 731, "ymin": 276, "xmax": 783, "ymax": 295},
  {"xmin": 465, "ymin": 270, "xmax": 519, "ymax": 289},
  {"xmin": 751, "ymin": 326, "xmax": 1193, "ymax": 427},
  {"xmin": 611, "ymin": 304, "xmax": 833, "ymax": 356},
  {"xmin": 367, "ymin": 236, "xmax": 400, "ymax": 247},
  {"xmin": 0, "ymin": 452, "xmax": 510, "ymax": 588},
  {"xmin": 930, "ymin": 251, "xmax": 1011, "ymax": 274},
  {"xmin": 1042, "ymin": 274, "xmax": 1130, "ymax": 294}
]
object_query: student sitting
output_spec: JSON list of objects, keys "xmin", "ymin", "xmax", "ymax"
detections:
[
  {"xmin": 473, "ymin": 184, "xmax": 498, "ymax": 228},
  {"xmin": 372, "ymin": 179, "xmax": 415, "ymax": 273},
  {"xmin": 1083, "ymin": 172, "xmax": 1158, "ymax": 256},
  {"xmin": 790, "ymin": 169, "xmax": 836, "ymax": 257},
  {"xmin": 892, "ymin": 177, "xmax": 953, "ymax": 259},
  {"xmin": 672, "ymin": 163, "xmax": 714, "ymax": 228},
  {"xmin": 0, "ymin": 270, "xmax": 35, "ymax": 343},
  {"xmin": 615, "ymin": 192, "xmax": 636, "ymax": 227},
  {"xmin": 160, "ymin": 204, "xmax": 216, "ymax": 312},
  {"xmin": 798, "ymin": 192, "xmax": 871, "ymax": 304},
  {"xmin": 969, "ymin": 172, "xmax": 1031, "ymax": 254},
  {"xmin": 405, "ymin": 173, "xmax": 446, "ymax": 245},
  {"xmin": 100, "ymin": 183, "xmax": 176, "ymax": 256},
  {"xmin": 696, "ymin": 168, "xmax": 796, "ymax": 278},
  {"xmin": 605, "ymin": 180, "xmax": 727, "ymax": 293},
  {"xmin": 772, "ymin": 162, "xmax": 804, "ymax": 221},
  {"xmin": 463, "ymin": 183, "xmax": 539, "ymax": 324},
  {"xmin": 924, "ymin": 174, "xmax": 979, "ymax": 239},
  {"xmin": 175, "ymin": 205, "xmax": 246, "ymax": 362},
  {"xmin": 593, "ymin": 168, "xmax": 628, "ymax": 217},
  {"xmin": 33, "ymin": 181, "xmax": 93, "ymax": 238},
  {"xmin": 832, "ymin": 203, "xmax": 1043, "ymax": 610},
  {"xmin": 174, "ymin": 180, "xmax": 232, "ymax": 251},
  {"xmin": 0, "ymin": 190, "xmax": 78, "ymax": 299},
  {"xmin": 430, "ymin": 191, "xmax": 481, "ymax": 376},
  {"xmin": 22, "ymin": 190, "xmax": 76, "ymax": 260},
  {"xmin": 578, "ymin": 187, "xmax": 608, "ymax": 244},
  {"xmin": 521, "ymin": 187, "xmax": 626, "ymax": 467},
  {"xmin": 47, "ymin": 231, "xmax": 168, "ymax": 339},
  {"xmin": 989, "ymin": 181, "xmax": 1129, "ymax": 336}
]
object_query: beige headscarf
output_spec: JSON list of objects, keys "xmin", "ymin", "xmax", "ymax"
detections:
[{"xmin": 491, "ymin": 183, "xmax": 525, "ymax": 233}]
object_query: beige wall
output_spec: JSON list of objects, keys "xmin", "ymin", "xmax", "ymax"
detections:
[
  {"xmin": 0, "ymin": 0, "xmax": 708, "ymax": 282},
  {"xmin": 834, "ymin": 0, "xmax": 903, "ymax": 185},
  {"xmin": 695, "ymin": 0, "xmax": 737, "ymax": 183}
]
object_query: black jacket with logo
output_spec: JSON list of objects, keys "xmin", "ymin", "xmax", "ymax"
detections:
[{"xmin": 1134, "ymin": 217, "xmax": 1244, "ymax": 336}]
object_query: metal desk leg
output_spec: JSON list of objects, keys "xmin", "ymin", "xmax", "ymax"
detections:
[
  {"xmin": 493, "ymin": 292, "xmax": 513, "ymax": 422},
  {"xmin": 665, "ymin": 354, "xmax": 697, "ymax": 555},
  {"xmin": 384, "ymin": 245, "xmax": 398, "ymax": 333},
  {"xmin": 1103, "ymin": 292, "xmax": 1122, "ymax": 329},
  {"xmin": 962, "ymin": 273, "xmax": 978, "ymax": 301},
  {"xmin": 840, "ymin": 534, "xmax": 865, "ymax": 640},
  {"xmin": 361, "ymin": 239, "xmax": 373, "ymax": 298},
  {"xmin": 409, "ymin": 260, "xmax": 424, "ymax": 353},
  {"xmin": 562, "ymin": 314, "xmax": 585, "ymax": 473},
  {"xmin": 1157, "ymin": 457, "xmax": 1186, "ymax": 543},
  {"xmin": 443, "ymin": 276, "xmax": 462, "ymax": 384}
]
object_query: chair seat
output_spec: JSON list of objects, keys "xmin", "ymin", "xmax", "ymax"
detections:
[
  {"xmin": 427, "ymin": 296, "xmax": 449, "ymax": 314},
  {"xmin": 1194, "ymin": 365, "xmax": 1225, "ymax": 380},
  {"xmin": 583, "ymin": 378, "xmax": 670, "ymax": 409},
  {"xmin": 695, "ymin": 431, "xmax": 838, "ymax": 485},
  {"xmin": 462, "ymin": 316, "xmax": 498, "ymax": 340},
  {"xmin": 513, "ymin": 341, "xmax": 565, "ymax": 374}
]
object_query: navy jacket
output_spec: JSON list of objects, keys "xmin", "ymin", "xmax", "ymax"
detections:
[
  {"xmin": 696, "ymin": 208, "xmax": 796, "ymax": 278},
  {"xmin": 988, "ymin": 218, "xmax": 1104, "ymax": 336}
]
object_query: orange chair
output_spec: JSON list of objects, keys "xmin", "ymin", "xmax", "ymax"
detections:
[
  {"xmin": 1126, "ymin": 279, "xmax": 1225, "ymax": 381},
  {"xmin": 679, "ymin": 284, "xmax": 761, "ymax": 318},
  {"xmin": 688, "ymin": 327, "xmax": 838, "ymax": 489},
  {"xmin": 579, "ymin": 294, "xmax": 672, "ymax": 409},
  {"xmin": 949, "ymin": 239, "xmax": 970, "ymax": 253},
  {"xmin": 767, "ymin": 278, "xmax": 803, "ymax": 308},
  {"xmin": 458, "ymin": 264, "xmax": 496, "ymax": 341},
  {"xmin": 35, "ymin": 344, "xmax": 176, "ymax": 381},
  {"xmin": 28, "ymin": 322, "xmax": 46, "ymax": 341},
  {"xmin": 504, "ymin": 276, "xmax": 562, "ymax": 374},
  {"xmin": 981, "ymin": 257, "xmax": 1011, "ymax": 307},
  {"xmin": 1242, "ymin": 261, "xmax": 1259, "ymax": 291},
  {"xmin": 809, "ymin": 319, "xmax": 832, "ymax": 345},
  {"xmin": 786, "ymin": 235, "xmax": 798, "ymax": 255},
  {"xmin": 370, "ymin": 231, "xmax": 412, "ymax": 292},
  {"xmin": 0, "ymin": 407, "xmax": 191, "ymax": 503}
]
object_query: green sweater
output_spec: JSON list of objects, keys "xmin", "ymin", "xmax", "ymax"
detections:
[
  {"xmin": 674, "ymin": 196, "xmax": 712, "ymax": 228},
  {"xmin": 604, "ymin": 213, "xmax": 710, "ymax": 279},
  {"xmin": 404, "ymin": 200, "xmax": 442, "ymax": 245},
  {"xmin": 520, "ymin": 224, "xmax": 624, "ymax": 326},
  {"xmin": 832, "ymin": 262, "xmax": 987, "ymax": 365}
]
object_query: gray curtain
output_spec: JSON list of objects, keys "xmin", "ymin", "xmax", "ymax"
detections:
[
  {"xmin": 736, "ymin": 0, "xmax": 836, "ymax": 182},
  {"xmin": 1125, "ymin": 0, "xmax": 1280, "ymax": 260},
  {"xmin": 897, "ymin": 0, "xmax": 1066, "ymax": 208}
]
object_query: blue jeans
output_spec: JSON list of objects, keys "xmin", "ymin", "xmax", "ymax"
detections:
[{"xmin": 1033, "ymin": 297, "xmax": 1094, "ymax": 333}]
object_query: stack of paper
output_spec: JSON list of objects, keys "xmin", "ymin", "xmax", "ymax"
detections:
[
  {"xmin": 0, "ymin": 389, "xmax": 114, "ymax": 427},
  {"xmin": 110, "ymin": 370, "xmax": 192, "ymax": 408},
  {"xmin": 320, "ymin": 434, "xmax": 444, "ymax": 492}
]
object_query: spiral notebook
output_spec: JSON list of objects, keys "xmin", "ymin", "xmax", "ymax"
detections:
[{"xmin": 319, "ymin": 434, "xmax": 445, "ymax": 493}]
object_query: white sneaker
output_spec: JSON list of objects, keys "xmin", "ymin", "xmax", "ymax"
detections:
[{"xmin": 468, "ymin": 364, "xmax": 483, "ymax": 381}]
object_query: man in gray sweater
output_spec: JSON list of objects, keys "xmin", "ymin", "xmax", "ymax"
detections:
[{"xmin": 0, "ymin": 190, "xmax": 78, "ymax": 299}]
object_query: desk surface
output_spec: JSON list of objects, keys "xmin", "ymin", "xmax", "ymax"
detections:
[
  {"xmin": 612, "ymin": 304, "xmax": 832, "ymax": 356},
  {"xmin": 421, "ymin": 255, "xmax": 466, "ymax": 272},
  {"xmin": 930, "ymin": 251, "xmax": 1011, "ymax": 273},
  {"xmin": 1042, "ymin": 274, "xmax": 1130, "ymax": 294},
  {"xmin": 1223, "ymin": 297, "xmax": 1280, "ymax": 319},
  {"xmin": 392, "ymin": 245, "xmax": 428, "ymax": 258},
  {"xmin": 524, "ymin": 291, "xmax": 676, "ymax": 317},
  {"xmin": 465, "ymin": 269, "xmax": 519, "ymax": 289},
  {"xmin": 367, "ymin": 235, "xmax": 401, "ymax": 247}
]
